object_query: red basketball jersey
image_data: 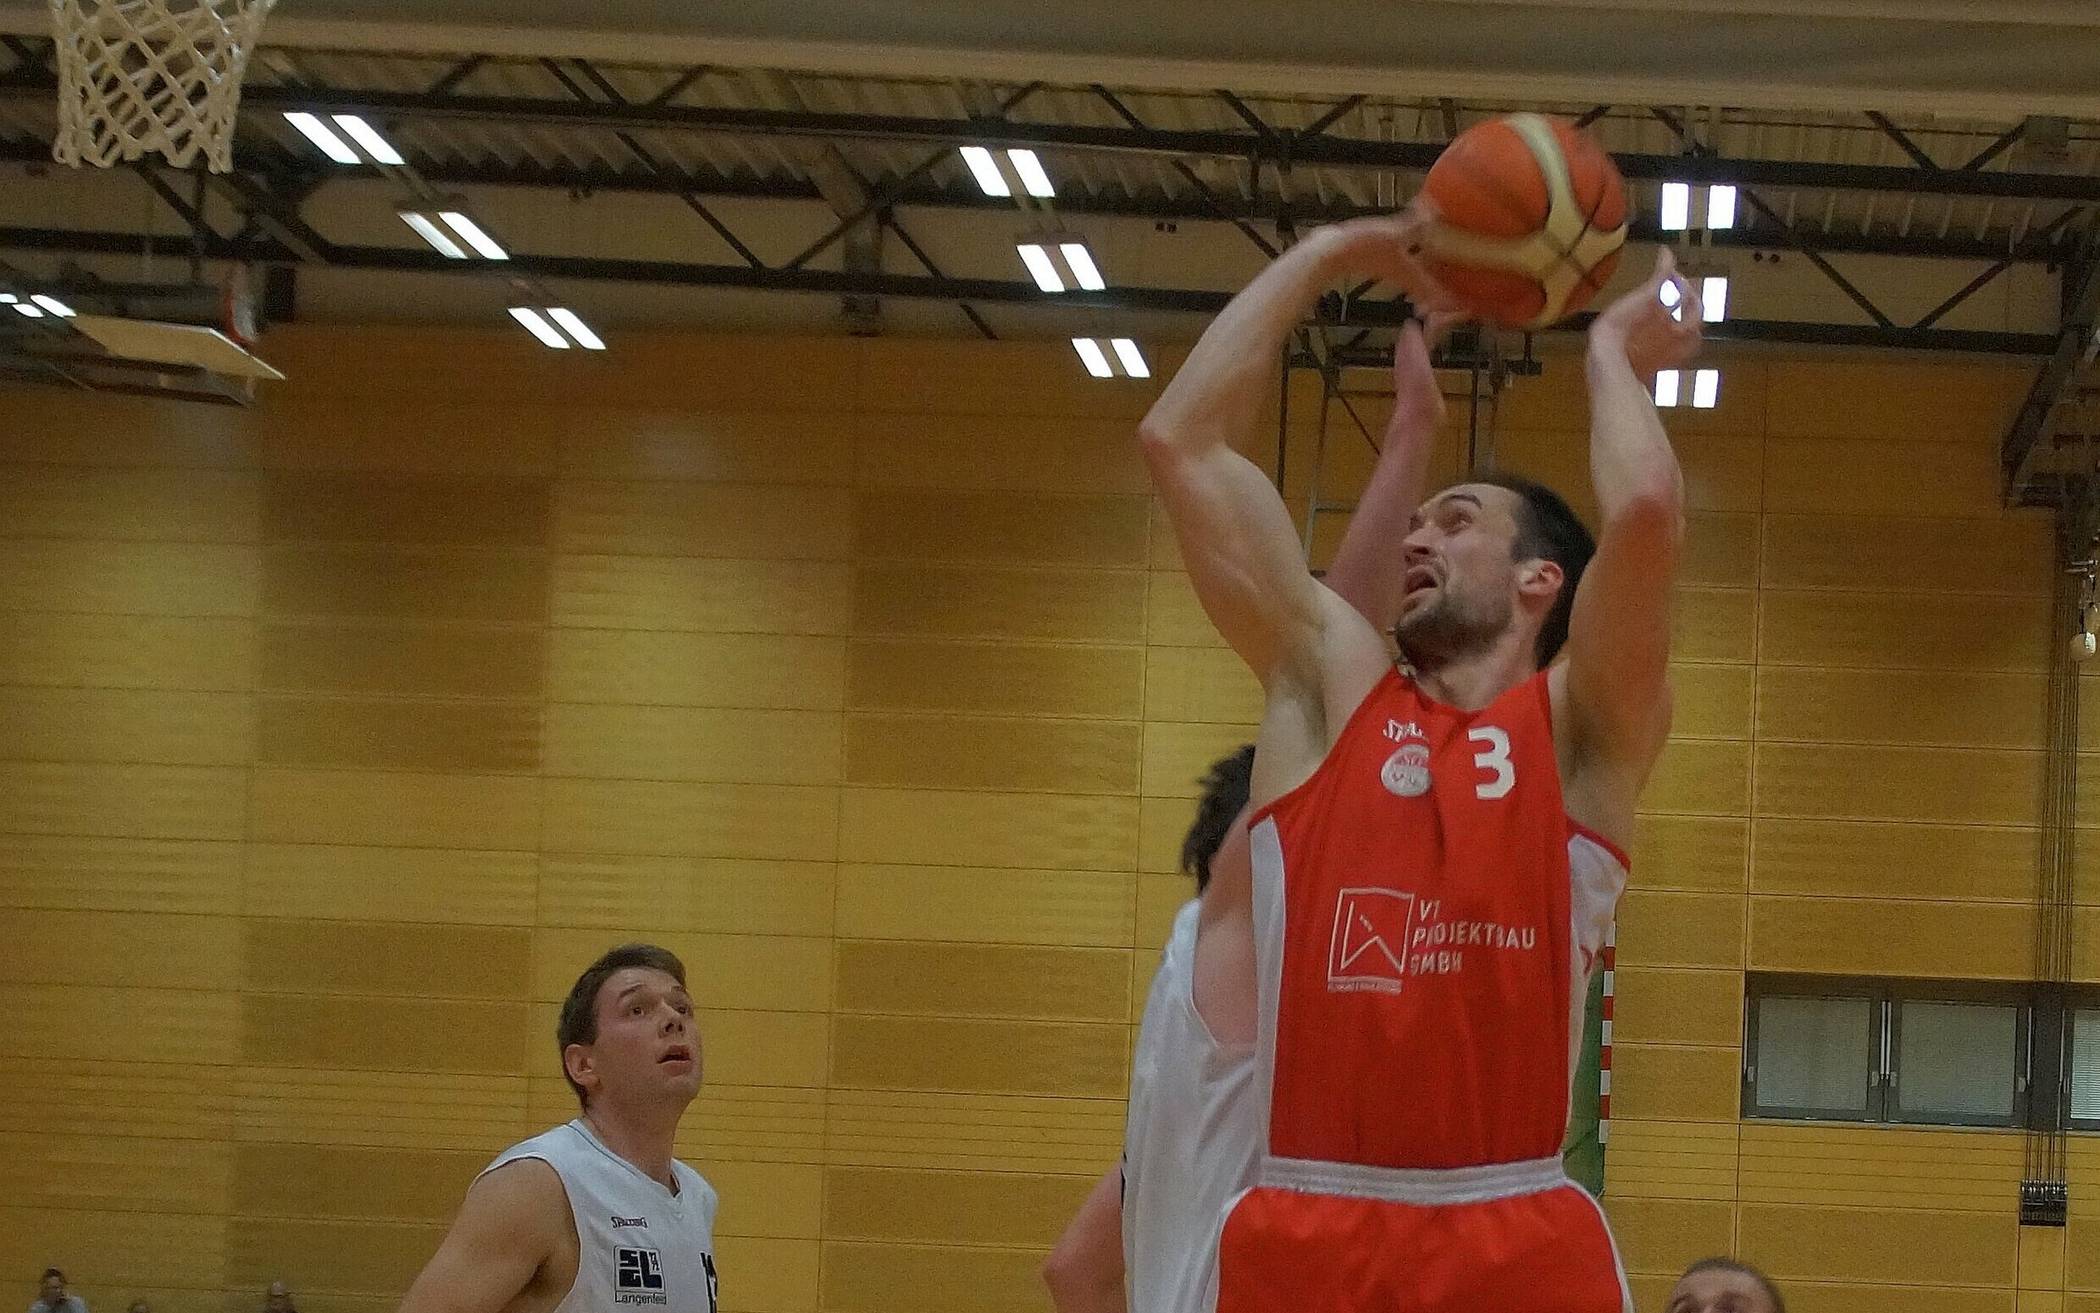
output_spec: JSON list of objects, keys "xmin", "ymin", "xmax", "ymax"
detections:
[{"xmin": 1248, "ymin": 666, "xmax": 1625, "ymax": 1170}]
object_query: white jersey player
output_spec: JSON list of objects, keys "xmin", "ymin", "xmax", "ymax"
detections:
[{"xmin": 400, "ymin": 944, "xmax": 720, "ymax": 1313}]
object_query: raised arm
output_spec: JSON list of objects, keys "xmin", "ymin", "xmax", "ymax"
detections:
[
  {"xmin": 397, "ymin": 1161, "xmax": 566, "ymax": 1313},
  {"xmin": 1322, "ymin": 315, "xmax": 1456, "ymax": 630},
  {"xmin": 1559, "ymin": 250, "xmax": 1702, "ymax": 797},
  {"xmin": 1140, "ymin": 215, "xmax": 1442, "ymax": 688}
]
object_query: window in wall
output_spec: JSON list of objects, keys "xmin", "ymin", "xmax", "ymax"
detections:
[
  {"xmin": 1743, "ymin": 978, "xmax": 2036, "ymax": 1130},
  {"xmin": 1745, "ymin": 993, "xmax": 1880, "ymax": 1121},
  {"xmin": 2072, "ymin": 1008, "xmax": 2100, "ymax": 1131},
  {"xmin": 1890, "ymin": 999, "xmax": 2023, "ymax": 1127}
]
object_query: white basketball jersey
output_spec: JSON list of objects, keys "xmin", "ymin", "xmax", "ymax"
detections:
[
  {"xmin": 1122, "ymin": 900, "xmax": 1259, "ymax": 1313},
  {"xmin": 482, "ymin": 1120, "xmax": 720, "ymax": 1313}
]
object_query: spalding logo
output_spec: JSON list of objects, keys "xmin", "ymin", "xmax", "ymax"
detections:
[{"xmin": 1381, "ymin": 742, "xmax": 1432, "ymax": 797}]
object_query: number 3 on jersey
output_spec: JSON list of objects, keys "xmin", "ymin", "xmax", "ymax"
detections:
[{"xmin": 1468, "ymin": 726, "xmax": 1515, "ymax": 799}]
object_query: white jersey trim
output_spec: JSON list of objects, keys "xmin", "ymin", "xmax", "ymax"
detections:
[{"xmin": 1261, "ymin": 1153, "xmax": 1567, "ymax": 1205}]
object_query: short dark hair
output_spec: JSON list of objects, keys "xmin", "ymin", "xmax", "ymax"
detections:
[
  {"xmin": 1181, "ymin": 744, "xmax": 1255, "ymax": 893},
  {"xmin": 1470, "ymin": 471, "xmax": 1594, "ymax": 668},
  {"xmin": 1680, "ymin": 1258, "xmax": 1785, "ymax": 1313},
  {"xmin": 556, "ymin": 943, "xmax": 687, "ymax": 1107}
]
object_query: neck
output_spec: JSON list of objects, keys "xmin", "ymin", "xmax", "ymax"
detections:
[
  {"xmin": 581, "ymin": 1100, "xmax": 684, "ymax": 1190},
  {"xmin": 1404, "ymin": 630, "xmax": 1539, "ymax": 711}
]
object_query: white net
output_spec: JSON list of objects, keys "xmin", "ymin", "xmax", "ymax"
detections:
[{"xmin": 49, "ymin": 0, "xmax": 279, "ymax": 173}]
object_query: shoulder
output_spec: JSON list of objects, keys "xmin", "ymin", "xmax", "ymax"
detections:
[{"xmin": 462, "ymin": 1156, "xmax": 571, "ymax": 1238}]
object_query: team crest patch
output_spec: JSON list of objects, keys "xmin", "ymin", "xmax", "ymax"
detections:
[{"xmin": 1380, "ymin": 742, "xmax": 1431, "ymax": 797}]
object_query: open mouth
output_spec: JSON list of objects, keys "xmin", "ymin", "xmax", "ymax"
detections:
[
  {"xmin": 659, "ymin": 1046, "xmax": 693, "ymax": 1066},
  {"xmin": 1402, "ymin": 565, "xmax": 1439, "ymax": 599}
]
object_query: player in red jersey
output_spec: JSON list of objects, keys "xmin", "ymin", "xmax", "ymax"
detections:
[{"xmin": 1139, "ymin": 205, "xmax": 1700, "ymax": 1313}]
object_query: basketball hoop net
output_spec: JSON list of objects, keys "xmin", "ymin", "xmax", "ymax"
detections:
[{"xmin": 48, "ymin": 0, "xmax": 279, "ymax": 173}]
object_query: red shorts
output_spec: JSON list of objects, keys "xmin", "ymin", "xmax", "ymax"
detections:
[{"xmin": 1216, "ymin": 1179, "xmax": 1630, "ymax": 1313}]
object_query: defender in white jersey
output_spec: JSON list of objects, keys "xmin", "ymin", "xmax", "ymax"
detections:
[
  {"xmin": 400, "ymin": 944, "xmax": 719, "ymax": 1313},
  {"xmin": 1122, "ymin": 756, "xmax": 1259, "ymax": 1313},
  {"xmin": 1044, "ymin": 317, "xmax": 1457, "ymax": 1313}
]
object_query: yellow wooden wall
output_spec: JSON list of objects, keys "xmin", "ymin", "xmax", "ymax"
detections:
[{"xmin": 0, "ymin": 326, "xmax": 2090, "ymax": 1313}]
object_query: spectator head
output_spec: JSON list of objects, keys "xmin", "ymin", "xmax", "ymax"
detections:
[
  {"xmin": 263, "ymin": 1283, "xmax": 294, "ymax": 1313},
  {"xmin": 1668, "ymin": 1258, "xmax": 1784, "ymax": 1313},
  {"xmin": 38, "ymin": 1273, "xmax": 65, "ymax": 1306}
]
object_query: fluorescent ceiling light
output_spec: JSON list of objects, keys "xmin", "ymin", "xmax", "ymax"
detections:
[
  {"xmin": 546, "ymin": 308, "xmax": 607, "ymax": 351},
  {"xmin": 30, "ymin": 295, "xmax": 75, "ymax": 318},
  {"xmin": 1072, "ymin": 338, "xmax": 1113, "ymax": 378},
  {"xmin": 1017, "ymin": 243, "xmax": 1064, "ymax": 293},
  {"xmin": 1653, "ymin": 369, "xmax": 1681, "ymax": 407},
  {"xmin": 1110, "ymin": 338, "xmax": 1150, "ymax": 379},
  {"xmin": 1707, "ymin": 184, "xmax": 1739, "ymax": 230},
  {"xmin": 1692, "ymin": 368, "xmax": 1720, "ymax": 409},
  {"xmin": 401, "ymin": 212, "xmax": 468, "ymax": 259},
  {"xmin": 1701, "ymin": 276, "xmax": 1729, "ymax": 324},
  {"xmin": 439, "ymin": 212, "xmax": 509, "ymax": 261},
  {"xmin": 1008, "ymin": 149, "xmax": 1055, "ymax": 198},
  {"xmin": 13, "ymin": 302, "xmax": 44, "ymax": 318},
  {"xmin": 283, "ymin": 111, "xmax": 360, "ymax": 165},
  {"xmin": 1060, "ymin": 243, "xmax": 1105, "ymax": 291},
  {"xmin": 958, "ymin": 146, "xmax": 1010, "ymax": 197},
  {"xmin": 1660, "ymin": 182, "xmax": 1691, "ymax": 232},
  {"xmin": 509, "ymin": 307, "xmax": 571, "ymax": 349},
  {"xmin": 331, "ymin": 114, "xmax": 405, "ymax": 166}
]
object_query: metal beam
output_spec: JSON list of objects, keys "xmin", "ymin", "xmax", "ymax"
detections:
[
  {"xmin": 0, "ymin": 222, "xmax": 2060, "ymax": 355},
  {"xmin": 2005, "ymin": 250, "xmax": 2100, "ymax": 496},
  {"xmin": 1864, "ymin": 110, "xmax": 1939, "ymax": 170},
  {"xmin": 0, "ymin": 137, "xmax": 2075, "ymax": 267},
  {"xmin": 1, "ymin": 69, "xmax": 2086, "ymax": 205}
]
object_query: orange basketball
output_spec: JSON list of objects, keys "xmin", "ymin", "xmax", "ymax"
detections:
[{"xmin": 1418, "ymin": 114, "xmax": 1629, "ymax": 329}]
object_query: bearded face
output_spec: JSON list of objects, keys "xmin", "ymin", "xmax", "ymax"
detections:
[{"xmin": 1392, "ymin": 484, "xmax": 1534, "ymax": 672}]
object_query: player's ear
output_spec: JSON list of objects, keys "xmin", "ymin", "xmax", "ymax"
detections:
[
  {"xmin": 1517, "ymin": 558, "xmax": 1563, "ymax": 603},
  {"xmin": 563, "ymin": 1042, "xmax": 596, "ymax": 1097}
]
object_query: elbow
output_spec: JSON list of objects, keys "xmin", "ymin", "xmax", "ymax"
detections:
[
  {"xmin": 1136, "ymin": 417, "xmax": 1182, "ymax": 464},
  {"xmin": 1040, "ymin": 1250, "xmax": 1078, "ymax": 1301},
  {"xmin": 1614, "ymin": 478, "xmax": 1686, "ymax": 544}
]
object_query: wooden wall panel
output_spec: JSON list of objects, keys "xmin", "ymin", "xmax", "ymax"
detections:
[
  {"xmin": 847, "ymin": 638, "xmax": 1142, "ymax": 719},
  {"xmin": 844, "ymin": 713, "xmax": 1138, "ymax": 794},
  {"xmin": 0, "ymin": 614, "xmax": 255, "ymax": 689},
  {"xmin": 839, "ymin": 788, "xmax": 1138, "ymax": 870},
  {"xmin": 824, "ymin": 1167, "xmax": 1093, "ymax": 1246},
  {"xmin": 558, "ymin": 410, "xmax": 858, "ymax": 485},
  {"xmin": 0, "ymin": 466, "xmax": 259, "ymax": 542},
  {"xmin": 0, "ymin": 688, "xmax": 253, "ymax": 765},
  {"xmin": 245, "ymin": 846, "xmax": 538, "ymax": 925},
  {"xmin": 1759, "ymin": 590, "xmax": 2051, "ymax": 672},
  {"xmin": 537, "ymin": 855, "xmax": 836, "ymax": 938},
  {"xmin": 558, "ymin": 482, "xmax": 853, "ymax": 560},
  {"xmin": 0, "ymin": 540, "xmax": 258, "ymax": 615},
  {"xmin": 0, "ymin": 335, "xmax": 2058, "ymax": 1311},
  {"xmin": 833, "ymin": 865, "xmax": 1134, "ymax": 947},
  {"xmin": 851, "ymin": 563, "xmax": 1146, "ymax": 643},
  {"xmin": 834, "ymin": 942, "xmax": 1129, "ymax": 1022},
  {"xmin": 1738, "ymin": 1204, "xmax": 2017, "ymax": 1287},
  {"xmin": 543, "ymin": 779, "xmax": 837, "ymax": 861},
  {"xmin": 1752, "ymin": 820, "xmax": 2036, "ymax": 902},
  {"xmin": 260, "ymin": 621, "xmax": 543, "ymax": 700},
  {"xmin": 264, "ymin": 475, "xmax": 550, "ymax": 547},
  {"xmin": 551, "ymin": 629, "xmax": 847, "ymax": 709},
  {"xmin": 553, "ymin": 555, "xmax": 851, "ymax": 634},
  {"xmin": 548, "ymin": 704, "xmax": 841, "ymax": 784},
  {"xmin": 251, "ymin": 769, "xmax": 540, "ymax": 849},
  {"xmin": 0, "ymin": 909, "xmax": 241, "ymax": 991},
  {"xmin": 0, "ymin": 835, "xmax": 240, "ymax": 915}
]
